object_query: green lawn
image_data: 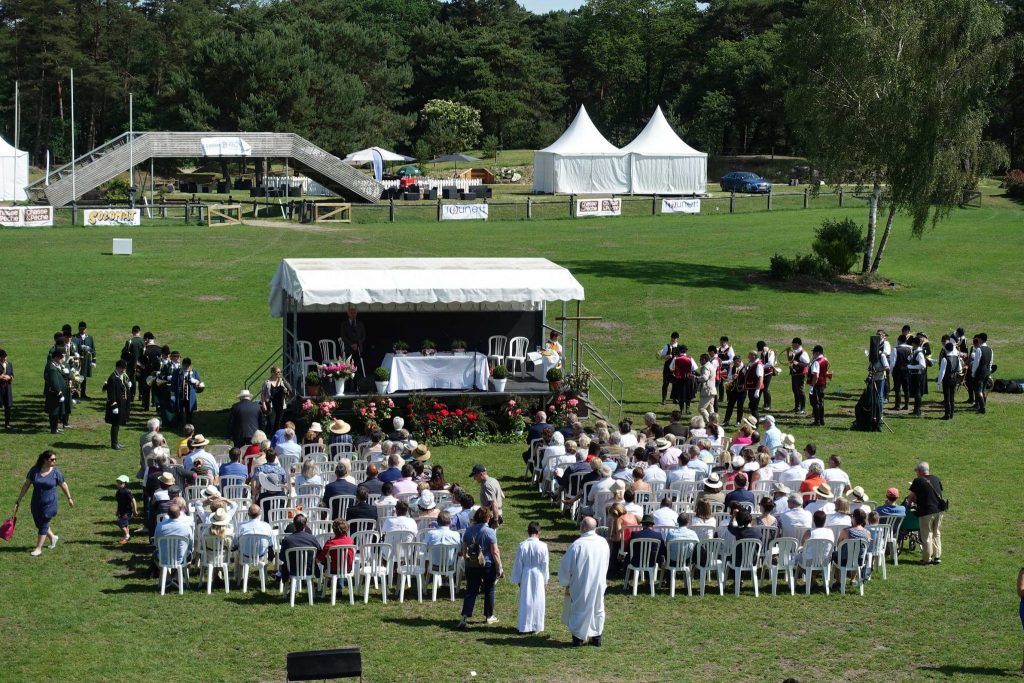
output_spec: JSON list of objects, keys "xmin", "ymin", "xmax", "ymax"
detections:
[{"xmin": 0, "ymin": 202, "xmax": 1022, "ymax": 682}]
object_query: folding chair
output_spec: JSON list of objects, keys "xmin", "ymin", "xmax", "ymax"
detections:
[
  {"xmin": 798, "ymin": 539, "xmax": 834, "ymax": 595},
  {"xmin": 726, "ymin": 538, "xmax": 762, "ymax": 596},
  {"xmin": 428, "ymin": 544, "xmax": 460, "ymax": 601},
  {"xmin": 320, "ymin": 544, "xmax": 357, "ymax": 605},
  {"xmin": 283, "ymin": 547, "xmax": 318, "ymax": 606},
  {"xmin": 663, "ymin": 538, "xmax": 697, "ymax": 597},
  {"xmin": 156, "ymin": 535, "xmax": 191, "ymax": 595},
  {"xmin": 238, "ymin": 533, "xmax": 272, "ymax": 593},
  {"xmin": 395, "ymin": 541, "xmax": 427, "ymax": 603}
]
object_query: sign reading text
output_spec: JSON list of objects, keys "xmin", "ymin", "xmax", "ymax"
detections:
[
  {"xmin": 0, "ymin": 206, "xmax": 54, "ymax": 227},
  {"xmin": 83, "ymin": 208, "xmax": 141, "ymax": 226},
  {"xmin": 575, "ymin": 198, "xmax": 621, "ymax": 217},
  {"xmin": 661, "ymin": 198, "xmax": 701, "ymax": 214},
  {"xmin": 440, "ymin": 203, "xmax": 489, "ymax": 221}
]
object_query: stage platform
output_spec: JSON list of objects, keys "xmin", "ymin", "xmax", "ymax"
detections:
[{"xmin": 305, "ymin": 374, "xmax": 552, "ymax": 403}]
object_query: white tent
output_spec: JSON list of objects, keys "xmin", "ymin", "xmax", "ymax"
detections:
[
  {"xmin": 343, "ymin": 146, "xmax": 414, "ymax": 164},
  {"xmin": 0, "ymin": 136, "xmax": 29, "ymax": 202},
  {"xmin": 269, "ymin": 257, "xmax": 585, "ymax": 316},
  {"xmin": 621, "ymin": 106, "xmax": 707, "ymax": 195},
  {"xmin": 532, "ymin": 106, "xmax": 629, "ymax": 195}
]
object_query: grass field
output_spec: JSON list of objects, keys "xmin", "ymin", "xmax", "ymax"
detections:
[{"xmin": 0, "ymin": 200, "xmax": 1022, "ymax": 682}]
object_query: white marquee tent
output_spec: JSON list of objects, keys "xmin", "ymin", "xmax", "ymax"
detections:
[
  {"xmin": 532, "ymin": 106, "xmax": 629, "ymax": 194},
  {"xmin": 343, "ymin": 146, "xmax": 414, "ymax": 164},
  {"xmin": 0, "ymin": 136, "xmax": 29, "ymax": 202},
  {"xmin": 622, "ymin": 106, "xmax": 707, "ymax": 195}
]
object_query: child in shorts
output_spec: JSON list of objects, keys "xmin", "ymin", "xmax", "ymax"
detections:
[{"xmin": 115, "ymin": 475, "xmax": 137, "ymax": 545}]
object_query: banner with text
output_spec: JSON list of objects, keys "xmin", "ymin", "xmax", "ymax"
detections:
[
  {"xmin": 0, "ymin": 206, "xmax": 55, "ymax": 227},
  {"xmin": 83, "ymin": 208, "xmax": 141, "ymax": 226},
  {"xmin": 575, "ymin": 198, "xmax": 621, "ymax": 218},
  {"xmin": 661, "ymin": 198, "xmax": 701, "ymax": 214},
  {"xmin": 440, "ymin": 203, "xmax": 489, "ymax": 221}
]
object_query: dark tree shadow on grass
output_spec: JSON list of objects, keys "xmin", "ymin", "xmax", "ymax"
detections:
[
  {"xmin": 52, "ymin": 441, "xmax": 108, "ymax": 450},
  {"xmin": 476, "ymin": 636, "xmax": 568, "ymax": 649},
  {"xmin": 563, "ymin": 260, "xmax": 756, "ymax": 291},
  {"xmin": 918, "ymin": 666, "xmax": 1017, "ymax": 677}
]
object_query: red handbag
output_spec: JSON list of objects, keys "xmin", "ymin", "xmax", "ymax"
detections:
[{"xmin": 0, "ymin": 516, "xmax": 16, "ymax": 541}]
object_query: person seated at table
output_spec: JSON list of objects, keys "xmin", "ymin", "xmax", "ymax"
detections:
[{"xmin": 545, "ymin": 330, "xmax": 563, "ymax": 357}]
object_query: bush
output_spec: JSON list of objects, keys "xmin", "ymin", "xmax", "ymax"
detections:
[
  {"xmin": 101, "ymin": 177, "xmax": 132, "ymax": 202},
  {"xmin": 491, "ymin": 364, "xmax": 509, "ymax": 379},
  {"xmin": 546, "ymin": 367, "xmax": 563, "ymax": 382},
  {"xmin": 373, "ymin": 367, "xmax": 390, "ymax": 381},
  {"xmin": 812, "ymin": 218, "xmax": 866, "ymax": 274},
  {"xmin": 1003, "ymin": 169, "xmax": 1024, "ymax": 200},
  {"xmin": 770, "ymin": 253, "xmax": 831, "ymax": 280}
]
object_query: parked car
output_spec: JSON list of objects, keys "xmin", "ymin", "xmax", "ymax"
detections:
[{"xmin": 720, "ymin": 171, "xmax": 772, "ymax": 194}]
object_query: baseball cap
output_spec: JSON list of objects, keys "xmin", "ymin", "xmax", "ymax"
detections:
[
  {"xmin": 886, "ymin": 487, "xmax": 900, "ymax": 498},
  {"xmin": 116, "ymin": 475, "xmax": 130, "ymax": 483},
  {"xmin": 470, "ymin": 464, "xmax": 487, "ymax": 477}
]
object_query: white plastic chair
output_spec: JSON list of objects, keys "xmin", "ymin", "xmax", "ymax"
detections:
[
  {"xmin": 238, "ymin": 533, "xmax": 272, "ymax": 593},
  {"xmin": 506, "ymin": 336, "xmax": 529, "ymax": 377},
  {"xmin": 865, "ymin": 524, "xmax": 889, "ymax": 580},
  {"xmin": 695, "ymin": 537, "xmax": 724, "ymax": 596},
  {"xmin": 199, "ymin": 534, "xmax": 232, "ymax": 594},
  {"xmin": 318, "ymin": 339, "xmax": 338, "ymax": 363},
  {"xmin": 327, "ymin": 495, "xmax": 356, "ymax": 520},
  {"xmin": 726, "ymin": 538, "xmax": 762, "ymax": 596},
  {"xmin": 428, "ymin": 543, "xmax": 460, "ymax": 601},
  {"xmin": 395, "ymin": 541, "xmax": 427, "ymax": 603},
  {"xmin": 296, "ymin": 341, "xmax": 317, "ymax": 393},
  {"xmin": 798, "ymin": 538, "xmax": 834, "ymax": 595},
  {"xmin": 835, "ymin": 538, "xmax": 867, "ymax": 595},
  {"xmin": 320, "ymin": 544, "xmax": 357, "ymax": 605},
  {"xmin": 209, "ymin": 444, "xmax": 232, "ymax": 459},
  {"xmin": 184, "ymin": 485, "xmax": 205, "ymax": 503},
  {"xmin": 827, "ymin": 523, "xmax": 850, "ymax": 543},
  {"xmin": 329, "ymin": 442, "xmax": 354, "ymax": 457},
  {"xmin": 487, "ymin": 335, "xmax": 507, "ymax": 368},
  {"xmin": 768, "ymin": 537, "xmax": 799, "ymax": 595},
  {"xmin": 626, "ymin": 538, "xmax": 662, "ymax": 596},
  {"xmin": 359, "ymin": 542, "xmax": 393, "ymax": 603},
  {"xmin": 384, "ymin": 529, "xmax": 416, "ymax": 576},
  {"xmin": 663, "ymin": 538, "xmax": 697, "ymax": 597},
  {"xmin": 879, "ymin": 515, "xmax": 904, "ymax": 566},
  {"xmin": 348, "ymin": 519, "xmax": 378, "ymax": 536},
  {"xmin": 283, "ymin": 547, "xmax": 318, "ymax": 606},
  {"xmin": 156, "ymin": 534, "xmax": 191, "ymax": 595}
]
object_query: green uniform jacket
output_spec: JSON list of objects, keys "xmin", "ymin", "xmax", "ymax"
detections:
[
  {"xmin": 43, "ymin": 362, "xmax": 66, "ymax": 418},
  {"xmin": 72, "ymin": 334, "xmax": 97, "ymax": 378}
]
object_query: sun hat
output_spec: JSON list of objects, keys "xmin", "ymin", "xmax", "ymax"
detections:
[
  {"xmin": 309, "ymin": 422, "xmax": 323, "ymax": 433},
  {"xmin": 158, "ymin": 472, "xmax": 175, "ymax": 486},
  {"xmin": 417, "ymin": 490, "xmax": 436, "ymax": 510},
  {"xmin": 781, "ymin": 434, "xmax": 796, "ymax": 449},
  {"xmin": 190, "ymin": 434, "xmax": 210, "ymax": 448},
  {"xmin": 848, "ymin": 486, "xmax": 870, "ymax": 503},
  {"xmin": 886, "ymin": 487, "xmax": 900, "ymax": 499},
  {"xmin": 209, "ymin": 508, "xmax": 232, "ymax": 526},
  {"xmin": 413, "ymin": 444, "xmax": 432, "ymax": 462},
  {"xmin": 202, "ymin": 485, "xmax": 222, "ymax": 499},
  {"xmin": 742, "ymin": 415, "xmax": 758, "ymax": 429},
  {"xmin": 760, "ymin": 415, "xmax": 775, "ymax": 425},
  {"xmin": 731, "ymin": 455, "xmax": 745, "ymax": 469},
  {"xmin": 609, "ymin": 480, "xmax": 626, "ymax": 495},
  {"xmin": 238, "ymin": 389, "xmax": 251, "ymax": 399},
  {"xmin": 654, "ymin": 438, "xmax": 671, "ymax": 452},
  {"xmin": 704, "ymin": 473, "xmax": 724, "ymax": 490},
  {"xmin": 257, "ymin": 471, "xmax": 284, "ymax": 492},
  {"xmin": 599, "ymin": 465, "xmax": 612, "ymax": 477},
  {"xmin": 771, "ymin": 482, "xmax": 790, "ymax": 495},
  {"xmin": 329, "ymin": 419, "xmax": 352, "ymax": 435},
  {"xmin": 116, "ymin": 474, "xmax": 130, "ymax": 484},
  {"xmin": 813, "ymin": 482, "xmax": 834, "ymax": 499}
]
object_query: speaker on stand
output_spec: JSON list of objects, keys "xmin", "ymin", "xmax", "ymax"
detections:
[{"xmin": 287, "ymin": 647, "xmax": 362, "ymax": 682}]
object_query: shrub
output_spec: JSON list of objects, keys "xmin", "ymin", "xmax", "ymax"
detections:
[
  {"xmin": 770, "ymin": 253, "xmax": 832, "ymax": 280},
  {"xmin": 373, "ymin": 366, "xmax": 390, "ymax": 381},
  {"xmin": 101, "ymin": 177, "xmax": 132, "ymax": 202},
  {"xmin": 305, "ymin": 370, "xmax": 321, "ymax": 386},
  {"xmin": 1003, "ymin": 169, "xmax": 1024, "ymax": 200},
  {"xmin": 491, "ymin": 364, "xmax": 509, "ymax": 379},
  {"xmin": 546, "ymin": 367, "xmax": 563, "ymax": 382},
  {"xmin": 812, "ymin": 218, "xmax": 866, "ymax": 274}
]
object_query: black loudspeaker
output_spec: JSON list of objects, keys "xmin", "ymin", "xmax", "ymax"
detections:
[
  {"xmin": 287, "ymin": 648, "xmax": 362, "ymax": 681},
  {"xmin": 868, "ymin": 335, "xmax": 881, "ymax": 364}
]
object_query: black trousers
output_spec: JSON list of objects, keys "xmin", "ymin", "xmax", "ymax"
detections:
[
  {"xmin": 180, "ymin": 407, "xmax": 194, "ymax": 427},
  {"xmin": 139, "ymin": 381, "xmax": 152, "ymax": 410},
  {"xmin": 791, "ymin": 375, "xmax": 806, "ymax": 412},
  {"xmin": 762, "ymin": 373, "xmax": 774, "ymax": 410},
  {"xmin": 974, "ymin": 372, "xmax": 990, "ymax": 413},
  {"xmin": 941, "ymin": 379, "xmax": 957, "ymax": 418},
  {"xmin": 892, "ymin": 370, "xmax": 909, "ymax": 409},
  {"xmin": 111, "ymin": 422, "xmax": 120, "ymax": 446},
  {"xmin": 462, "ymin": 564, "xmax": 497, "ymax": 619},
  {"xmin": 909, "ymin": 372, "xmax": 923, "ymax": 413},
  {"xmin": 3, "ymin": 405, "xmax": 10, "ymax": 427},
  {"xmin": 79, "ymin": 379, "xmax": 89, "ymax": 398},
  {"xmin": 746, "ymin": 389, "xmax": 760, "ymax": 421},
  {"xmin": 661, "ymin": 370, "xmax": 673, "ymax": 402},
  {"xmin": 49, "ymin": 415, "xmax": 60, "ymax": 432},
  {"xmin": 724, "ymin": 389, "xmax": 744, "ymax": 424},
  {"xmin": 810, "ymin": 386, "xmax": 825, "ymax": 424},
  {"xmin": 674, "ymin": 377, "xmax": 695, "ymax": 412}
]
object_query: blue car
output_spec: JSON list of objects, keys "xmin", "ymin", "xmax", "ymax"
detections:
[{"xmin": 720, "ymin": 171, "xmax": 772, "ymax": 194}]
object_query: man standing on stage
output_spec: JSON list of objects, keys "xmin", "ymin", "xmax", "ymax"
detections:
[
  {"xmin": 789, "ymin": 338, "xmax": 809, "ymax": 415},
  {"xmin": 0, "ymin": 349, "xmax": 13, "ymax": 430},
  {"xmin": 72, "ymin": 321, "xmax": 97, "ymax": 400},
  {"xmin": 971, "ymin": 333, "xmax": 993, "ymax": 415},
  {"xmin": 657, "ymin": 332, "xmax": 680, "ymax": 405},
  {"xmin": 105, "ymin": 360, "xmax": 131, "ymax": 450},
  {"xmin": 120, "ymin": 326, "xmax": 145, "ymax": 403},
  {"xmin": 807, "ymin": 345, "xmax": 830, "ymax": 427},
  {"xmin": 340, "ymin": 305, "xmax": 366, "ymax": 357},
  {"xmin": 743, "ymin": 351, "xmax": 764, "ymax": 422},
  {"xmin": 936, "ymin": 341, "xmax": 961, "ymax": 421},
  {"xmin": 756, "ymin": 340, "xmax": 777, "ymax": 411}
]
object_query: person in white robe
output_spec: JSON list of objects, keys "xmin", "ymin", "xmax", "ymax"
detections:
[
  {"xmin": 558, "ymin": 516, "xmax": 610, "ymax": 646},
  {"xmin": 511, "ymin": 522, "xmax": 549, "ymax": 634}
]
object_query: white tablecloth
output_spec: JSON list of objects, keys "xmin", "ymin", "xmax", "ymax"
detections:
[
  {"xmin": 526, "ymin": 351, "xmax": 560, "ymax": 380},
  {"xmin": 383, "ymin": 352, "xmax": 489, "ymax": 392}
]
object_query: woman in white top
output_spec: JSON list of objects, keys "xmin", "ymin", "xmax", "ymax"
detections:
[
  {"xmin": 293, "ymin": 459, "xmax": 323, "ymax": 489},
  {"xmin": 617, "ymin": 419, "xmax": 638, "ymax": 449},
  {"xmin": 825, "ymin": 496, "xmax": 853, "ymax": 529}
]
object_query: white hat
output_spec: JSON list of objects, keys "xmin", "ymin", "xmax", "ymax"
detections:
[
  {"xmin": 202, "ymin": 485, "xmax": 221, "ymax": 499},
  {"xmin": 760, "ymin": 415, "xmax": 775, "ymax": 425},
  {"xmin": 417, "ymin": 490, "xmax": 436, "ymax": 510},
  {"xmin": 209, "ymin": 508, "xmax": 232, "ymax": 526},
  {"xmin": 309, "ymin": 422, "xmax": 323, "ymax": 433},
  {"xmin": 731, "ymin": 455, "xmax": 745, "ymax": 469},
  {"xmin": 238, "ymin": 389, "xmax": 252, "ymax": 399},
  {"xmin": 258, "ymin": 471, "xmax": 284, "ymax": 492}
]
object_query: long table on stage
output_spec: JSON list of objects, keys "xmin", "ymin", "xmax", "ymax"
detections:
[{"xmin": 382, "ymin": 351, "xmax": 490, "ymax": 393}]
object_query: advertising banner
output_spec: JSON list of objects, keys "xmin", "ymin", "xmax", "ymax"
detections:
[
  {"xmin": 440, "ymin": 203, "xmax": 489, "ymax": 221},
  {"xmin": 661, "ymin": 198, "xmax": 701, "ymax": 214},
  {"xmin": 0, "ymin": 206, "xmax": 54, "ymax": 227},
  {"xmin": 575, "ymin": 198, "xmax": 621, "ymax": 217},
  {"xmin": 83, "ymin": 208, "xmax": 141, "ymax": 226}
]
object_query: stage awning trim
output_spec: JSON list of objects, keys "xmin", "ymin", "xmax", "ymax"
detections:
[{"xmin": 269, "ymin": 258, "xmax": 585, "ymax": 317}]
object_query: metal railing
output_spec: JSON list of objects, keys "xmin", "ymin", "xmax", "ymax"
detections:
[
  {"xmin": 572, "ymin": 340, "xmax": 624, "ymax": 422},
  {"xmin": 244, "ymin": 347, "xmax": 282, "ymax": 391}
]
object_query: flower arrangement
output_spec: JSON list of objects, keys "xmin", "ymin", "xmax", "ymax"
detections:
[
  {"xmin": 420, "ymin": 339, "xmax": 437, "ymax": 355},
  {"xmin": 450, "ymin": 339, "xmax": 467, "ymax": 351},
  {"xmin": 352, "ymin": 394, "xmax": 396, "ymax": 431},
  {"xmin": 321, "ymin": 360, "xmax": 357, "ymax": 380},
  {"xmin": 546, "ymin": 392, "xmax": 579, "ymax": 427},
  {"xmin": 301, "ymin": 398, "xmax": 337, "ymax": 425},
  {"xmin": 502, "ymin": 398, "xmax": 526, "ymax": 433},
  {"xmin": 393, "ymin": 340, "xmax": 409, "ymax": 353},
  {"xmin": 420, "ymin": 401, "xmax": 481, "ymax": 440}
]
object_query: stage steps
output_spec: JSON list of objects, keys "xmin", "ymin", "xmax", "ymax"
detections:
[{"xmin": 26, "ymin": 132, "xmax": 383, "ymax": 207}]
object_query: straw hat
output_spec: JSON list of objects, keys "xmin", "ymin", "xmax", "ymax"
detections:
[
  {"xmin": 209, "ymin": 508, "xmax": 232, "ymax": 526},
  {"xmin": 848, "ymin": 486, "xmax": 870, "ymax": 503},
  {"xmin": 413, "ymin": 444, "xmax": 432, "ymax": 462},
  {"xmin": 158, "ymin": 472, "xmax": 175, "ymax": 486},
  {"xmin": 742, "ymin": 415, "xmax": 758, "ymax": 429},
  {"xmin": 813, "ymin": 482, "xmax": 834, "ymax": 499},
  {"xmin": 654, "ymin": 438, "xmax": 671, "ymax": 452},
  {"xmin": 237, "ymin": 389, "xmax": 252, "ymax": 399},
  {"xmin": 781, "ymin": 433, "xmax": 796, "ymax": 449},
  {"xmin": 704, "ymin": 473, "xmax": 724, "ymax": 490},
  {"xmin": 771, "ymin": 482, "xmax": 790, "ymax": 495},
  {"xmin": 190, "ymin": 434, "xmax": 210, "ymax": 448},
  {"xmin": 202, "ymin": 485, "xmax": 222, "ymax": 499},
  {"xmin": 329, "ymin": 419, "xmax": 351, "ymax": 435}
]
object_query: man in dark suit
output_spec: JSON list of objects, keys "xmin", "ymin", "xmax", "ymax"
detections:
[
  {"xmin": 339, "ymin": 305, "xmax": 366, "ymax": 361},
  {"xmin": 120, "ymin": 326, "xmax": 145, "ymax": 403},
  {"xmin": 105, "ymin": 360, "xmax": 131, "ymax": 450},
  {"xmin": 227, "ymin": 389, "xmax": 262, "ymax": 447},
  {"xmin": 360, "ymin": 464, "xmax": 383, "ymax": 495},
  {"xmin": 344, "ymin": 486, "xmax": 378, "ymax": 522},
  {"xmin": 72, "ymin": 321, "xmax": 97, "ymax": 399},
  {"xmin": 0, "ymin": 349, "xmax": 13, "ymax": 430},
  {"xmin": 139, "ymin": 333, "xmax": 163, "ymax": 411},
  {"xmin": 523, "ymin": 410, "xmax": 552, "ymax": 467},
  {"xmin": 43, "ymin": 349, "xmax": 67, "ymax": 434},
  {"xmin": 276, "ymin": 514, "xmax": 321, "ymax": 581},
  {"xmin": 323, "ymin": 466, "xmax": 358, "ymax": 516}
]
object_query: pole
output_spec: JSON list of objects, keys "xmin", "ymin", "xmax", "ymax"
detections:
[
  {"xmin": 70, "ymin": 69, "xmax": 76, "ymax": 204},
  {"xmin": 150, "ymin": 157, "xmax": 155, "ymax": 206},
  {"xmin": 13, "ymin": 81, "xmax": 18, "ymax": 149},
  {"xmin": 129, "ymin": 93, "xmax": 134, "ymax": 190},
  {"xmin": 45, "ymin": 150, "xmax": 50, "ymax": 186}
]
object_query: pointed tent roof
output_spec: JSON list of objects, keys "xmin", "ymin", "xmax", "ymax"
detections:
[
  {"xmin": 621, "ymin": 106, "xmax": 706, "ymax": 157},
  {"xmin": 344, "ymin": 146, "xmax": 414, "ymax": 163},
  {"xmin": 538, "ymin": 105, "xmax": 620, "ymax": 155}
]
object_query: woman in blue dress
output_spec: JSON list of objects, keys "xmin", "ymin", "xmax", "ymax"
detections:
[{"xmin": 14, "ymin": 450, "xmax": 74, "ymax": 556}]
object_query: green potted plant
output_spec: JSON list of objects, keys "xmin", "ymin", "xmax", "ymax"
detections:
[
  {"xmin": 421, "ymin": 339, "xmax": 437, "ymax": 356},
  {"xmin": 451, "ymin": 339, "xmax": 468, "ymax": 353},
  {"xmin": 374, "ymin": 366, "xmax": 390, "ymax": 394},
  {"xmin": 491, "ymin": 363, "xmax": 509, "ymax": 392},
  {"xmin": 546, "ymin": 366, "xmax": 563, "ymax": 392},
  {"xmin": 393, "ymin": 340, "xmax": 409, "ymax": 355},
  {"xmin": 305, "ymin": 370, "xmax": 322, "ymax": 396}
]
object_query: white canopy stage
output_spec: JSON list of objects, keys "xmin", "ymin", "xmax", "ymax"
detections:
[
  {"xmin": 622, "ymin": 106, "xmax": 707, "ymax": 195},
  {"xmin": 343, "ymin": 146, "xmax": 415, "ymax": 164},
  {"xmin": 532, "ymin": 106, "xmax": 629, "ymax": 195},
  {"xmin": 0, "ymin": 135, "xmax": 29, "ymax": 202},
  {"xmin": 268, "ymin": 258, "xmax": 585, "ymax": 395}
]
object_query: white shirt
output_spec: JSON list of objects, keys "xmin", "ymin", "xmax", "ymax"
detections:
[
  {"xmin": 652, "ymin": 507, "xmax": 678, "ymax": 528},
  {"xmin": 643, "ymin": 464, "xmax": 667, "ymax": 484},
  {"xmin": 667, "ymin": 467, "xmax": 695, "ymax": 484},
  {"xmin": 806, "ymin": 499, "xmax": 835, "ymax": 515},
  {"xmin": 823, "ymin": 467, "xmax": 850, "ymax": 487},
  {"xmin": 589, "ymin": 477, "xmax": 614, "ymax": 503},
  {"xmin": 382, "ymin": 515, "xmax": 417, "ymax": 534},
  {"xmin": 779, "ymin": 506, "xmax": 812, "ymax": 530},
  {"xmin": 802, "ymin": 457, "xmax": 825, "ymax": 472},
  {"xmin": 826, "ymin": 512, "xmax": 852, "ymax": 528},
  {"xmin": 756, "ymin": 466, "xmax": 773, "ymax": 482},
  {"xmin": 275, "ymin": 440, "xmax": 301, "ymax": 458},
  {"xmin": 770, "ymin": 459, "xmax": 789, "ymax": 475},
  {"xmin": 618, "ymin": 432, "xmax": 638, "ymax": 449},
  {"xmin": 625, "ymin": 502, "xmax": 644, "ymax": 517},
  {"xmin": 779, "ymin": 467, "xmax": 806, "ymax": 487}
]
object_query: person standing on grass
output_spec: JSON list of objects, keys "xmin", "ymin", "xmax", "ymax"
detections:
[
  {"xmin": 458, "ymin": 507, "xmax": 502, "ymax": 629},
  {"xmin": 756, "ymin": 341, "xmax": 777, "ymax": 411},
  {"xmin": 114, "ymin": 475, "xmax": 137, "ymax": 545},
  {"xmin": 471, "ymin": 463, "xmax": 504, "ymax": 524},
  {"xmin": 1017, "ymin": 567, "xmax": 1024, "ymax": 673},
  {"xmin": 558, "ymin": 516, "xmax": 610, "ymax": 647},
  {"xmin": 657, "ymin": 332, "xmax": 681, "ymax": 405},
  {"xmin": 935, "ymin": 341, "xmax": 961, "ymax": 421},
  {"xmin": 511, "ymin": 521, "xmax": 549, "ymax": 634},
  {"xmin": 43, "ymin": 349, "xmax": 67, "ymax": 434},
  {"xmin": 13, "ymin": 450, "xmax": 74, "ymax": 556},
  {"xmin": 105, "ymin": 359, "xmax": 131, "ymax": 450},
  {"xmin": 971, "ymin": 332, "xmax": 993, "ymax": 415},
  {"xmin": 789, "ymin": 338, "xmax": 810, "ymax": 415},
  {"xmin": 907, "ymin": 461, "xmax": 945, "ymax": 565},
  {"xmin": 0, "ymin": 348, "xmax": 13, "ymax": 430}
]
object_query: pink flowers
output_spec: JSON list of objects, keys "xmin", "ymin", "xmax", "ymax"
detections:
[
  {"xmin": 301, "ymin": 399, "xmax": 313, "ymax": 411},
  {"xmin": 320, "ymin": 362, "xmax": 357, "ymax": 380}
]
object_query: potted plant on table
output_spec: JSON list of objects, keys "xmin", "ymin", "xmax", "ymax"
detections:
[
  {"xmin": 546, "ymin": 366, "xmax": 563, "ymax": 392},
  {"xmin": 321, "ymin": 360, "xmax": 357, "ymax": 397},
  {"xmin": 420, "ymin": 339, "xmax": 437, "ymax": 356},
  {"xmin": 374, "ymin": 366, "xmax": 390, "ymax": 394},
  {"xmin": 305, "ymin": 370, "xmax": 322, "ymax": 396},
  {"xmin": 393, "ymin": 340, "xmax": 409, "ymax": 355},
  {"xmin": 451, "ymin": 339, "xmax": 467, "ymax": 354},
  {"xmin": 491, "ymin": 363, "xmax": 509, "ymax": 392}
]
